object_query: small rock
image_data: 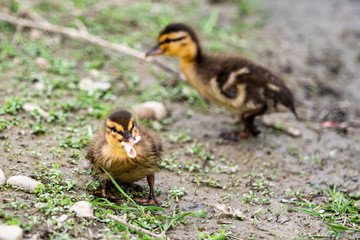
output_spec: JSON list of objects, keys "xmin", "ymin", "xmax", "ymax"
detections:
[
  {"xmin": 133, "ymin": 101, "xmax": 167, "ymax": 120},
  {"xmin": 70, "ymin": 201, "xmax": 93, "ymax": 218},
  {"xmin": 211, "ymin": 204, "xmax": 245, "ymax": 220},
  {"xmin": 34, "ymin": 202, "xmax": 47, "ymax": 209},
  {"xmin": 89, "ymin": 69, "xmax": 101, "ymax": 78},
  {"xmin": 78, "ymin": 78, "xmax": 110, "ymax": 92},
  {"xmin": 35, "ymin": 57, "xmax": 50, "ymax": 69},
  {"xmin": 51, "ymin": 34, "xmax": 62, "ymax": 45},
  {"xmin": 12, "ymin": 57, "xmax": 20, "ymax": 64},
  {"xmin": 23, "ymin": 102, "xmax": 49, "ymax": 118},
  {"xmin": 7, "ymin": 176, "xmax": 43, "ymax": 193},
  {"xmin": 33, "ymin": 82, "xmax": 46, "ymax": 91},
  {"xmin": 0, "ymin": 169, "xmax": 5, "ymax": 186},
  {"xmin": 57, "ymin": 214, "xmax": 69, "ymax": 223},
  {"xmin": 181, "ymin": 86, "xmax": 192, "ymax": 95},
  {"xmin": 29, "ymin": 29, "xmax": 44, "ymax": 40},
  {"xmin": 0, "ymin": 225, "xmax": 23, "ymax": 240}
]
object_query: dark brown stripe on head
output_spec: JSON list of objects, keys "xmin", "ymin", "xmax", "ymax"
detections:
[{"xmin": 107, "ymin": 110, "xmax": 133, "ymax": 129}]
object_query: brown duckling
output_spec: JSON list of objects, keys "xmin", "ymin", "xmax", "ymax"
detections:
[
  {"xmin": 146, "ymin": 23, "xmax": 297, "ymax": 140},
  {"xmin": 87, "ymin": 110, "xmax": 162, "ymax": 206}
]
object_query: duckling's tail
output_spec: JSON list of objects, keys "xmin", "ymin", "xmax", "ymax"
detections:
[{"xmin": 277, "ymin": 87, "xmax": 299, "ymax": 120}]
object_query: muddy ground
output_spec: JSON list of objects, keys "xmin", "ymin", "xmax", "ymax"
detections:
[{"xmin": 1, "ymin": 0, "xmax": 360, "ymax": 239}]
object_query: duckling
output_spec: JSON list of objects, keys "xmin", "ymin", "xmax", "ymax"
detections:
[
  {"xmin": 146, "ymin": 23, "xmax": 297, "ymax": 140},
  {"xmin": 87, "ymin": 110, "xmax": 162, "ymax": 206}
]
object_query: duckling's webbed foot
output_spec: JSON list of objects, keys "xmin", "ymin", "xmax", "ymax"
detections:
[
  {"xmin": 133, "ymin": 196, "xmax": 160, "ymax": 206},
  {"xmin": 93, "ymin": 180, "xmax": 118, "ymax": 200},
  {"xmin": 133, "ymin": 174, "xmax": 160, "ymax": 206},
  {"xmin": 220, "ymin": 130, "xmax": 248, "ymax": 141}
]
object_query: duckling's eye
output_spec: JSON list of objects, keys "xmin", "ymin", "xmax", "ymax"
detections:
[
  {"xmin": 164, "ymin": 38, "xmax": 171, "ymax": 43},
  {"xmin": 109, "ymin": 127, "xmax": 123, "ymax": 136}
]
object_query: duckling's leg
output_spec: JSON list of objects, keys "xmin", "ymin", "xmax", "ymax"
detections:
[
  {"xmin": 220, "ymin": 104, "xmax": 267, "ymax": 141},
  {"xmin": 241, "ymin": 104, "xmax": 268, "ymax": 138},
  {"xmin": 93, "ymin": 180, "xmax": 118, "ymax": 200},
  {"xmin": 133, "ymin": 174, "xmax": 160, "ymax": 206}
]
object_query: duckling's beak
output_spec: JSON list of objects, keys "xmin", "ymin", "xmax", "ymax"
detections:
[
  {"xmin": 146, "ymin": 44, "xmax": 164, "ymax": 57},
  {"xmin": 123, "ymin": 131, "xmax": 135, "ymax": 143},
  {"xmin": 121, "ymin": 132, "xmax": 140, "ymax": 159}
]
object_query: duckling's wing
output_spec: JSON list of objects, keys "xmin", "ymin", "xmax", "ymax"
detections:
[
  {"xmin": 216, "ymin": 66, "xmax": 250, "ymax": 98},
  {"xmin": 237, "ymin": 67, "xmax": 298, "ymax": 118},
  {"xmin": 215, "ymin": 60, "xmax": 297, "ymax": 117}
]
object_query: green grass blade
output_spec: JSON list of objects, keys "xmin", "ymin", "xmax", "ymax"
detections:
[
  {"xmin": 325, "ymin": 223, "xmax": 351, "ymax": 231},
  {"xmin": 292, "ymin": 208, "xmax": 322, "ymax": 216},
  {"xmin": 339, "ymin": 200, "xmax": 353, "ymax": 214},
  {"xmin": 164, "ymin": 210, "xmax": 206, "ymax": 232},
  {"xmin": 99, "ymin": 165, "xmax": 140, "ymax": 209}
]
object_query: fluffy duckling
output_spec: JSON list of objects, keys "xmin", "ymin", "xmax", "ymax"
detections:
[
  {"xmin": 87, "ymin": 110, "xmax": 162, "ymax": 206},
  {"xmin": 146, "ymin": 23, "xmax": 297, "ymax": 140}
]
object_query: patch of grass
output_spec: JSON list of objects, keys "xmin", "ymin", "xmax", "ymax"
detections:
[
  {"xmin": 0, "ymin": 119, "xmax": 12, "ymax": 132},
  {"xmin": 0, "ymin": 97, "xmax": 24, "ymax": 115},
  {"xmin": 241, "ymin": 173, "xmax": 276, "ymax": 205},
  {"xmin": 94, "ymin": 167, "xmax": 207, "ymax": 238},
  {"xmin": 193, "ymin": 173, "xmax": 222, "ymax": 189},
  {"xmin": 167, "ymin": 186, "xmax": 187, "ymax": 199},
  {"xmin": 59, "ymin": 134, "xmax": 90, "ymax": 149},
  {"xmin": 286, "ymin": 186, "xmax": 360, "ymax": 238},
  {"xmin": 195, "ymin": 225, "xmax": 233, "ymax": 240}
]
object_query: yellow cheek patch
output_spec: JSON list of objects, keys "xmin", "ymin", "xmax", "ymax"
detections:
[{"xmin": 116, "ymin": 134, "xmax": 123, "ymax": 141}]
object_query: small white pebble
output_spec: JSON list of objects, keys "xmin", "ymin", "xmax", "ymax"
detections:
[
  {"xmin": 34, "ymin": 203, "xmax": 47, "ymax": 209},
  {"xmin": 6, "ymin": 176, "xmax": 43, "ymax": 193},
  {"xmin": 89, "ymin": 69, "xmax": 101, "ymax": 78},
  {"xmin": 78, "ymin": 78, "xmax": 110, "ymax": 91},
  {"xmin": 70, "ymin": 201, "xmax": 93, "ymax": 218},
  {"xmin": 0, "ymin": 169, "xmax": 5, "ymax": 186},
  {"xmin": 0, "ymin": 225, "xmax": 23, "ymax": 240},
  {"xmin": 29, "ymin": 29, "xmax": 43, "ymax": 40},
  {"xmin": 23, "ymin": 102, "xmax": 49, "ymax": 118},
  {"xmin": 35, "ymin": 57, "xmax": 50, "ymax": 69},
  {"xmin": 57, "ymin": 214, "xmax": 69, "ymax": 223},
  {"xmin": 133, "ymin": 101, "xmax": 167, "ymax": 120},
  {"xmin": 33, "ymin": 82, "xmax": 46, "ymax": 91}
]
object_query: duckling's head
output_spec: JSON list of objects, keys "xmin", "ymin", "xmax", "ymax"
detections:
[
  {"xmin": 146, "ymin": 23, "xmax": 202, "ymax": 62},
  {"xmin": 105, "ymin": 110, "xmax": 141, "ymax": 158}
]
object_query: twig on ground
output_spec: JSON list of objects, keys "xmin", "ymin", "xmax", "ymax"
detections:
[
  {"xmin": 107, "ymin": 213, "xmax": 167, "ymax": 239},
  {"xmin": 259, "ymin": 118, "xmax": 301, "ymax": 137},
  {"xmin": 0, "ymin": 12, "xmax": 146, "ymax": 59},
  {"xmin": 0, "ymin": 11, "xmax": 178, "ymax": 76}
]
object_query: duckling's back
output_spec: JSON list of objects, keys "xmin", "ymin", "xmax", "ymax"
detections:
[{"xmin": 183, "ymin": 54, "xmax": 297, "ymax": 117}]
